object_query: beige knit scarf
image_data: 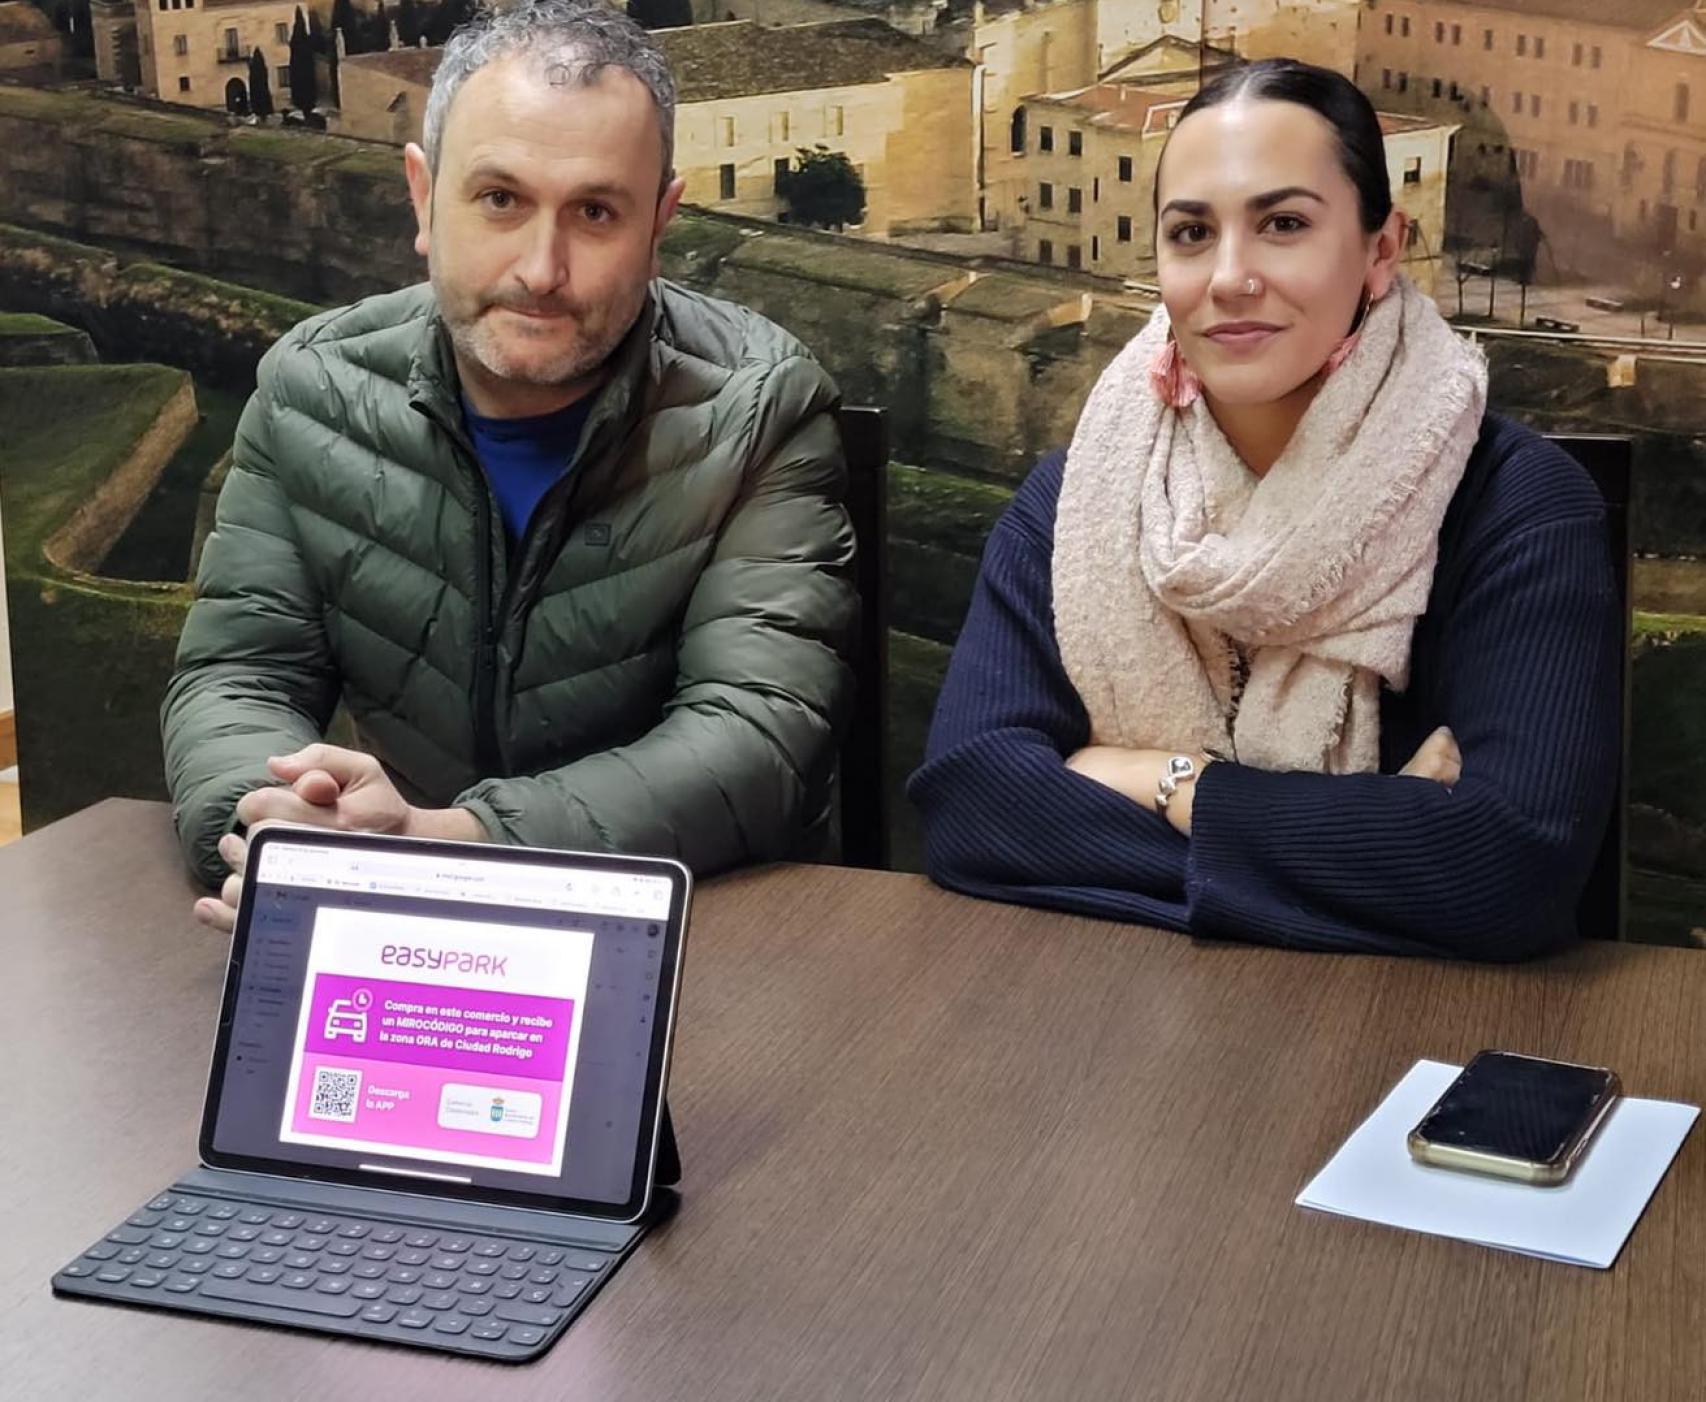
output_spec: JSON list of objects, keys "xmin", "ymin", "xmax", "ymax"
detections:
[{"xmin": 1052, "ymin": 275, "xmax": 1488, "ymax": 774}]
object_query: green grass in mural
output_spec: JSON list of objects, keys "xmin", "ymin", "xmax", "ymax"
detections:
[
  {"xmin": 0, "ymin": 364, "xmax": 187, "ymax": 557},
  {"xmin": 0, "ymin": 312, "xmax": 72, "ymax": 336},
  {"xmin": 227, "ymin": 129, "xmax": 347, "ymax": 168},
  {"xmin": 103, "ymin": 382, "xmax": 246, "ymax": 584},
  {"xmin": 115, "ymin": 263, "xmax": 321, "ymax": 330}
]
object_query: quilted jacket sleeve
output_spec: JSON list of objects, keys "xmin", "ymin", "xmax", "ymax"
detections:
[
  {"xmin": 160, "ymin": 344, "xmax": 340, "ymax": 888},
  {"xmin": 454, "ymin": 354, "xmax": 858, "ymax": 872}
]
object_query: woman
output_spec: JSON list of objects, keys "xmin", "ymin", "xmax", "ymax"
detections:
[{"xmin": 908, "ymin": 59, "xmax": 1620, "ymax": 960}]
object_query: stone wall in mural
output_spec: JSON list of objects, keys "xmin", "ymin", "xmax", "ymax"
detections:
[{"xmin": 1, "ymin": 0, "xmax": 1702, "ymax": 945}]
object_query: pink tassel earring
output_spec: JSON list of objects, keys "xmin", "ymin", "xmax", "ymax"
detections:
[
  {"xmin": 1323, "ymin": 287, "xmax": 1375, "ymax": 377},
  {"xmin": 1147, "ymin": 334, "xmax": 1202, "ymax": 409}
]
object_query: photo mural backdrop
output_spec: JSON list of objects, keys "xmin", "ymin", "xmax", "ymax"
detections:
[{"xmin": 0, "ymin": 0, "xmax": 1701, "ymax": 943}]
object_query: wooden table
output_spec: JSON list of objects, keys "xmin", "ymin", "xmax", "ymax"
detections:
[{"xmin": 3, "ymin": 799, "xmax": 1704, "ymax": 1400}]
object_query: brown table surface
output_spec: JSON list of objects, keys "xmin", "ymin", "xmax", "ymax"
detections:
[{"xmin": 3, "ymin": 799, "xmax": 1705, "ymax": 1400}]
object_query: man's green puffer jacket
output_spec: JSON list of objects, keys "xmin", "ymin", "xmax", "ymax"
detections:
[{"xmin": 162, "ymin": 278, "xmax": 857, "ymax": 887}]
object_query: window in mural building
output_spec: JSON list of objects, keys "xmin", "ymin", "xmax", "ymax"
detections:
[{"xmin": 0, "ymin": 0, "xmax": 1702, "ymax": 953}]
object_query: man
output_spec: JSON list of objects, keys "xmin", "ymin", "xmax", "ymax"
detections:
[{"xmin": 163, "ymin": 0, "xmax": 857, "ymax": 931}]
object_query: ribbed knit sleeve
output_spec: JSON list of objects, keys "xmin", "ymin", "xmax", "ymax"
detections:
[
  {"xmin": 1187, "ymin": 511, "xmax": 1621, "ymax": 960},
  {"xmin": 908, "ymin": 454, "xmax": 1192, "ymax": 928},
  {"xmin": 909, "ymin": 423, "xmax": 1621, "ymax": 962}
]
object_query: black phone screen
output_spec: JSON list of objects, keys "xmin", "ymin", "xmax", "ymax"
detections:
[{"xmin": 1415, "ymin": 1052, "xmax": 1617, "ymax": 1163}]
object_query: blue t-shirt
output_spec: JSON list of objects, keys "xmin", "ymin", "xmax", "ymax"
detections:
[{"xmin": 462, "ymin": 395, "xmax": 595, "ymax": 542}]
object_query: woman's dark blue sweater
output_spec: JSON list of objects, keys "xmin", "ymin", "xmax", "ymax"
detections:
[{"xmin": 908, "ymin": 413, "xmax": 1622, "ymax": 960}]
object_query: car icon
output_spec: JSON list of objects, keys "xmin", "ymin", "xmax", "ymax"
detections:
[{"xmin": 323, "ymin": 996, "xmax": 369, "ymax": 1043}]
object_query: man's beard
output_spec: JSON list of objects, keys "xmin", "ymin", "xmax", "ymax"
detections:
[{"xmin": 436, "ymin": 276, "xmax": 644, "ymax": 391}]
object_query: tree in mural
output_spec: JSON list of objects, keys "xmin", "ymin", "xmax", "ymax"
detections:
[
  {"xmin": 289, "ymin": 8, "xmax": 318, "ymax": 113},
  {"xmin": 776, "ymin": 146, "xmax": 866, "ymax": 231},
  {"xmin": 248, "ymin": 48, "xmax": 274, "ymax": 119},
  {"xmin": 331, "ymin": 0, "xmax": 363, "ymax": 52},
  {"xmin": 626, "ymin": 0, "xmax": 692, "ymax": 29},
  {"xmin": 421, "ymin": 0, "xmax": 476, "ymax": 46},
  {"xmin": 396, "ymin": 0, "xmax": 422, "ymax": 46}
]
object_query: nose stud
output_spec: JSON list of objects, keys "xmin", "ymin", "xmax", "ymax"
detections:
[{"xmin": 1244, "ymin": 277, "xmax": 1260, "ymax": 296}]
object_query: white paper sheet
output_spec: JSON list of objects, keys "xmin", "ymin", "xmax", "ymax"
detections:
[{"xmin": 1296, "ymin": 1059, "xmax": 1698, "ymax": 1269}]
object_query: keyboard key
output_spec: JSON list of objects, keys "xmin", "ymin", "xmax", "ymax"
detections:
[
  {"xmin": 505, "ymin": 1245, "xmax": 536, "ymax": 1262},
  {"xmin": 96, "ymin": 1267, "xmax": 132, "ymax": 1284},
  {"xmin": 351, "ymin": 1282, "xmax": 387, "ymax": 1300},
  {"xmin": 500, "ymin": 1263, "xmax": 530, "ymax": 1281},
  {"xmin": 565, "ymin": 1254, "xmax": 611, "ymax": 1274},
  {"xmin": 460, "ymin": 1298, "xmax": 495, "ymax": 1317},
  {"xmin": 280, "ymin": 1272, "xmax": 315, "ymax": 1290},
  {"xmin": 193, "ymin": 1222, "xmax": 227, "ymax": 1238},
  {"xmin": 320, "ymin": 1260, "xmax": 351, "ymax": 1276},
  {"xmin": 260, "ymin": 1230, "xmax": 293, "ymax": 1248},
  {"xmin": 493, "ymin": 1282, "xmax": 523, "ymax": 1300},
  {"xmin": 466, "ymin": 1259, "xmax": 499, "ymax": 1277},
  {"xmin": 432, "ymin": 1315, "xmax": 471, "ymax": 1336},
  {"xmin": 59, "ymin": 1261, "xmax": 96, "ymax": 1278},
  {"xmin": 284, "ymin": 1254, "xmax": 315, "ymax": 1271},
  {"xmin": 361, "ymin": 1304, "xmax": 399, "ymax": 1324},
  {"xmin": 250, "ymin": 1267, "xmax": 283, "ymax": 1285},
  {"xmin": 360, "ymin": 1244, "xmax": 396, "ymax": 1262},
  {"xmin": 129, "ymin": 1272, "xmax": 166, "ymax": 1289},
  {"xmin": 327, "ymin": 1241, "xmax": 359, "ymax": 1258},
  {"xmin": 429, "ymin": 1255, "xmax": 463, "ymax": 1273},
  {"xmin": 422, "ymin": 1290, "xmax": 457, "ymax": 1311},
  {"xmin": 170, "ymin": 1197, "xmax": 205, "ymax": 1215},
  {"xmin": 215, "ymin": 1244, "xmax": 250, "ymax": 1260},
  {"xmin": 117, "ymin": 1248, "xmax": 149, "ymax": 1266},
  {"xmin": 200, "ymin": 1278, "xmax": 361, "ymax": 1318},
  {"xmin": 207, "ymin": 1204, "xmax": 240, "ymax": 1221},
  {"xmin": 240, "ymin": 1209, "xmax": 272, "ymax": 1225},
  {"xmin": 535, "ymin": 1249, "xmax": 565, "ymax": 1266},
  {"xmin": 126, "ymin": 1211, "xmax": 164, "ymax": 1229},
  {"xmin": 211, "ymin": 1263, "xmax": 248, "ymax": 1280},
  {"xmin": 315, "ymin": 1278, "xmax": 352, "ymax": 1296},
  {"xmin": 150, "ymin": 1234, "xmax": 186, "ymax": 1251},
  {"xmin": 552, "ymin": 1277, "xmax": 590, "ymax": 1307},
  {"xmin": 509, "ymin": 1326, "xmax": 546, "ymax": 1347},
  {"xmin": 441, "ymin": 1236, "xmax": 474, "ymax": 1254},
  {"xmin": 83, "ymin": 1243, "xmax": 119, "ymax": 1261},
  {"xmin": 495, "ymin": 1303, "xmax": 562, "ymax": 1328},
  {"xmin": 529, "ymin": 1268, "xmax": 559, "ymax": 1285},
  {"xmin": 303, "ymin": 1219, "xmax": 337, "ymax": 1236},
  {"xmin": 163, "ymin": 1217, "xmax": 197, "ymax": 1234},
  {"xmin": 396, "ymin": 1309, "xmax": 434, "ymax": 1330},
  {"xmin": 387, "ymin": 1267, "xmax": 423, "ymax": 1285},
  {"xmin": 296, "ymin": 1235, "xmax": 329, "ymax": 1252},
  {"xmin": 457, "ymin": 1279, "xmax": 492, "ymax": 1296},
  {"xmin": 252, "ymin": 1248, "xmax": 285, "ymax": 1266},
  {"xmin": 470, "ymin": 1320, "xmax": 508, "ymax": 1340},
  {"xmin": 335, "ymin": 1223, "xmax": 370, "ymax": 1240},
  {"xmin": 105, "ymin": 1227, "xmax": 151, "ymax": 1246},
  {"xmin": 387, "ymin": 1285, "xmax": 423, "ymax": 1306},
  {"xmin": 274, "ymin": 1214, "xmax": 305, "ymax": 1231},
  {"xmin": 164, "ymin": 1276, "xmax": 199, "ymax": 1294},
  {"xmin": 473, "ymin": 1241, "xmax": 507, "ymax": 1258},
  {"xmin": 182, "ymin": 1240, "xmax": 216, "ymax": 1256},
  {"xmin": 396, "ymin": 1248, "xmax": 431, "ymax": 1267},
  {"xmin": 178, "ymin": 1259, "xmax": 212, "ymax": 1275},
  {"xmin": 424, "ymin": 1272, "xmax": 458, "ymax": 1290},
  {"xmin": 227, "ymin": 1226, "xmax": 262, "ymax": 1243},
  {"xmin": 521, "ymin": 1286, "xmax": 553, "ymax": 1305},
  {"xmin": 146, "ymin": 1195, "xmax": 174, "ymax": 1212},
  {"xmin": 404, "ymin": 1232, "xmax": 437, "ymax": 1249},
  {"xmin": 352, "ymin": 1264, "xmax": 386, "ymax": 1280},
  {"xmin": 371, "ymin": 1226, "xmax": 405, "ymax": 1244}
]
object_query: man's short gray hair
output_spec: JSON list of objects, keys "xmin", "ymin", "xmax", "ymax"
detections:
[{"xmin": 422, "ymin": 1, "xmax": 677, "ymax": 185}]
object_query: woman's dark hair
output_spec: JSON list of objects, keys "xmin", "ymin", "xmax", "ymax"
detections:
[{"xmin": 1157, "ymin": 58, "xmax": 1393, "ymax": 234}]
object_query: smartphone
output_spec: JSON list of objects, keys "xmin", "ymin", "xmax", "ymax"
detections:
[{"xmin": 1407, "ymin": 1050, "xmax": 1621, "ymax": 1185}]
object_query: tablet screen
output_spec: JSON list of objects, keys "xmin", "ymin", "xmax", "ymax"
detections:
[{"xmin": 201, "ymin": 829, "xmax": 688, "ymax": 1220}]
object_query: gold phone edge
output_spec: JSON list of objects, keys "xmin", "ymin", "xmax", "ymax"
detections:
[{"xmin": 1405, "ymin": 1068, "xmax": 1624, "ymax": 1187}]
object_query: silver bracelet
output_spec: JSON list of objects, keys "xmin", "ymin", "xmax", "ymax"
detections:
[{"xmin": 1154, "ymin": 754, "xmax": 1198, "ymax": 814}]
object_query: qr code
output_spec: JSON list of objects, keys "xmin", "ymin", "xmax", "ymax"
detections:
[{"xmin": 309, "ymin": 1067, "xmax": 361, "ymax": 1123}]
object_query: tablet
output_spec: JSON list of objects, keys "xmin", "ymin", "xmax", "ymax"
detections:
[{"xmin": 198, "ymin": 825, "xmax": 690, "ymax": 1223}]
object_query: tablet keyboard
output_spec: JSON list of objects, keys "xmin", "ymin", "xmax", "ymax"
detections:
[{"xmin": 53, "ymin": 1188, "xmax": 622, "ymax": 1362}]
